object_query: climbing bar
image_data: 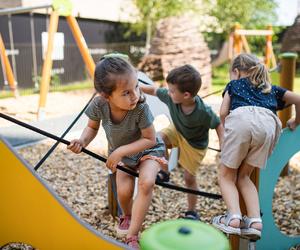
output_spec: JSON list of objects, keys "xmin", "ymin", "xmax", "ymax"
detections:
[
  {"xmin": 0, "ymin": 112, "xmax": 222, "ymax": 200},
  {"xmin": 34, "ymin": 92, "xmax": 97, "ymax": 171},
  {"xmin": 201, "ymin": 89, "xmax": 224, "ymax": 99}
]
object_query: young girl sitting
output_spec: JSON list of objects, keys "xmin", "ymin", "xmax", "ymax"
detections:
[
  {"xmin": 212, "ymin": 53, "xmax": 300, "ymax": 240},
  {"xmin": 67, "ymin": 56, "xmax": 167, "ymax": 249}
]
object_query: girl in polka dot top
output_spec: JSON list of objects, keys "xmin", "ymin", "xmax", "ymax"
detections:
[{"xmin": 212, "ymin": 53, "xmax": 300, "ymax": 240}]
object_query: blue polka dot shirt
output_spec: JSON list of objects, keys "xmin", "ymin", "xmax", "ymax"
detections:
[{"xmin": 223, "ymin": 78, "xmax": 287, "ymax": 113}]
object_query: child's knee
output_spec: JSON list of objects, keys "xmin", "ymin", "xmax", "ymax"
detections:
[
  {"xmin": 184, "ymin": 172, "xmax": 196, "ymax": 186},
  {"xmin": 138, "ymin": 178, "xmax": 155, "ymax": 194},
  {"xmin": 117, "ymin": 185, "xmax": 133, "ymax": 199},
  {"xmin": 237, "ymin": 174, "xmax": 250, "ymax": 187},
  {"xmin": 218, "ymin": 165, "xmax": 237, "ymax": 181}
]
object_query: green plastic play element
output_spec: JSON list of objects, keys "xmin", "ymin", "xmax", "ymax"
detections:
[
  {"xmin": 258, "ymin": 126, "xmax": 300, "ymax": 250},
  {"xmin": 140, "ymin": 219, "xmax": 230, "ymax": 250},
  {"xmin": 278, "ymin": 52, "xmax": 298, "ymax": 59},
  {"xmin": 52, "ymin": 0, "xmax": 72, "ymax": 16}
]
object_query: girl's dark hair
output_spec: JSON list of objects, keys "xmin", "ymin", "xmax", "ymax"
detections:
[
  {"xmin": 94, "ymin": 56, "xmax": 135, "ymax": 96},
  {"xmin": 231, "ymin": 53, "xmax": 271, "ymax": 93}
]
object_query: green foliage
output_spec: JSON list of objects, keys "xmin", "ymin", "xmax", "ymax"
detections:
[
  {"xmin": 132, "ymin": 0, "xmax": 196, "ymax": 34},
  {"xmin": 50, "ymin": 73, "xmax": 61, "ymax": 88},
  {"xmin": 207, "ymin": 0, "xmax": 278, "ymax": 36},
  {"xmin": 212, "ymin": 63, "xmax": 300, "ymax": 95},
  {"xmin": 130, "ymin": 0, "xmax": 278, "ymax": 53}
]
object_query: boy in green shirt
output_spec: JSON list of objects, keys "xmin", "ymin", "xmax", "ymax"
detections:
[{"xmin": 140, "ymin": 64, "xmax": 223, "ymax": 220}]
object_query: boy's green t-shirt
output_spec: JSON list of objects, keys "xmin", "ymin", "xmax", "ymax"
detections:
[{"xmin": 156, "ymin": 88, "xmax": 220, "ymax": 149}]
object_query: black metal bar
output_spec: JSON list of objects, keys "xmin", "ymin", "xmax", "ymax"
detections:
[
  {"xmin": 34, "ymin": 92, "xmax": 96, "ymax": 171},
  {"xmin": 0, "ymin": 112, "xmax": 222, "ymax": 199}
]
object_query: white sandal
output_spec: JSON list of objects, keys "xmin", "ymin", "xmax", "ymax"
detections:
[
  {"xmin": 241, "ymin": 216, "xmax": 262, "ymax": 240},
  {"xmin": 212, "ymin": 212, "xmax": 242, "ymax": 235}
]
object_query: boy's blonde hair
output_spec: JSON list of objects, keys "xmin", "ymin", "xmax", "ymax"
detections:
[{"xmin": 231, "ymin": 53, "xmax": 271, "ymax": 93}]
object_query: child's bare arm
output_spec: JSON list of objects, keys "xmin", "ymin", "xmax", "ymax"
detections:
[
  {"xmin": 215, "ymin": 123, "xmax": 224, "ymax": 148},
  {"xmin": 106, "ymin": 125, "xmax": 157, "ymax": 171},
  {"xmin": 67, "ymin": 119, "xmax": 100, "ymax": 153},
  {"xmin": 282, "ymin": 90, "xmax": 300, "ymax": 130},
  {"xmin": 139, "ymin": 82, "xmax": 158, "ymax": 96},
  {"xmin": 220, "ymin": 91, "xmax": 230, "ymax": 125}
]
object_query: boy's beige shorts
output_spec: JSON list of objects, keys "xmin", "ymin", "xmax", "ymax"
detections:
[
  {"xmin": 221, "ymin": 106, "xmax": 282, "ymax": 169},
  {"xmin": 160, "ymin": 124, "xmax": 207, "ymax": 176}
]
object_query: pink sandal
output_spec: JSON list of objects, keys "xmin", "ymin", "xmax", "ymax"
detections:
[
  {"xmin": 116, "ymin": 215, "xmax": 131, "ymax": 236},
  {"xmin": 126, "ymin": 235, "xmax": 139, "ymax": 249}
]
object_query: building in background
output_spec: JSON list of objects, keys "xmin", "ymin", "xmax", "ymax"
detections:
[{"xmin": 0, "ymin": 0, "xmax": 144, "ymax": 91}]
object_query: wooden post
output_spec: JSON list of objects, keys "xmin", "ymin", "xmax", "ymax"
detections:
[
  {"xmin": 66, "ymin": 16, "xmax": 95, "ymax": 79},
  {"xmin": 37, "ymin": 10, "xmax": 59, "ymax": 120},
  {"xmin": 229, "ymin": 168, "xmax": 260, "ymax": 250},
  {"xmin": 107, "ymin": 172, "xmax": 119, "ymax": 218},
  {"xmin": 241, "ymin": 35, "xmax": 250, "ymax": 53},
  {"xmin": 278, "ymin": 52, "xmax": 298, "ymax": 176},
  {"xmin": 228, "ymin": 33, "xmax": 234, "ymax": 61},
  {"xmin": 264, "ymin": 25, "xmax": 273, "ymax": 68},
  {"xmin": 233, "ymin": 23, "xmax": 242, "ymax": 56},
  {"xmin": 0, "ymin": 33, "xmax": 18, "ymax": 97}
]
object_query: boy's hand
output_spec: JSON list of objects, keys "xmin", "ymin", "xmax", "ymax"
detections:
[
  {"xmin": 67, "ymin": 139, "xmax": 84, "ymax": 154},
  {"xmin": 287, "ymin": 118, "xmax": 299, "ymax": 131},
  {"xmin": 106, "ymin": 149, "xmax": 124, "ymax": 173}
]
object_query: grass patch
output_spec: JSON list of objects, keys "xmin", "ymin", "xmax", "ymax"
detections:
[
  {"xmin": 212, "ymin": 63, "xmax": 300, "ymax": 95},
  {"xmin": 212, "ymin": 64, "xmax": 229, "ymax": 94},
  {"xmin": 0, "ymin": 80, "xmax": 93, "ymax": 99}
]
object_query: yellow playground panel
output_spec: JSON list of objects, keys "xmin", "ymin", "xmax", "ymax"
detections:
[{"xmin": 0, "ymin": 137, "xmax": 125, "ymax": 250}]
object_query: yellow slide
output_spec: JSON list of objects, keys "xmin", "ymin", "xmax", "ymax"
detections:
[{"xmin": 0, "ymin": 137, "xmax": 125, "ymax": 250}]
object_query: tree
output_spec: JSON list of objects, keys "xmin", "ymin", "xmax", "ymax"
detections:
[
  {"xmin": 130, "ymin": 0, "xmax": 278, "ymax": 53},
  {"xmin": 131, "ymin": 0, "xmax": 197, "ymax": 54},
  {"xmin": 207, "ymin": 0, "xmax": 278, "ymax": 34}
]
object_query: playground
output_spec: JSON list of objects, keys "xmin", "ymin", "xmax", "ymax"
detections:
[
  {"xmin": 1, "ymin": 0, "xmax": 300, "ymax": 249},
  {"xmin": 0, "ymin": 86, "xmax": 299, "ymax": 248}
]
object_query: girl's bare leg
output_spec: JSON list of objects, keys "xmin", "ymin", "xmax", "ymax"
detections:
[
  {"xmin": 127, "ymin": 159, "xmax": 160, "ymax": 237},
  {"xmin": 116, "ymin": 169, "xmax": 135, "ymax": 215},
  {"xmin": 237, "ymin": 162, "xmax": 262, "ymax": 231},
  {"xmin": 218, "ymin": 164, "xmax": 240, "ymax": 227}
]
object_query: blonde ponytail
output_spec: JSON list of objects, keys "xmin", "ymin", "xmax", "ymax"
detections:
[{"xmin": 231, "ymin": 53, "xmax": 272, "ymax": 93}]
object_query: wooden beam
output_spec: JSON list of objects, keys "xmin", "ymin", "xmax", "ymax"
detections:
[
  {"xmin": 0, "ymin": 33, "xmax": 18, "ymax": 97},
  {"xmin": 264, "ymin": 25, "xmax": 273, "ymax": 68},
  {"xmin": 235, "ymin": 29, "xmax": 273, "ymax": 36},
  {"xmin": 38, "ymin": 10, "xmax": 59, "ymax": 120},
  {"xmin": 66, "ymin": 15, "xmax": 95, "ymax": 79}
]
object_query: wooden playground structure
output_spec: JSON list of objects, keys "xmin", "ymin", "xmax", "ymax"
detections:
[
  {"xmin": 0, "ymin": 0, "xmax": 95, "ymax": 119},
  {"xmin": 212, "ymin": 23, "xmax": 277, "ymax": 70},
  {"xmin": 0, "ymin": 2, "xmax": 300, "ymax": 249}
]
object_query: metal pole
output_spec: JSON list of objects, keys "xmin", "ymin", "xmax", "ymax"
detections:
[
  {"xmin": 0, "ymin": 45, "xmax": 8, "ymax": 86},
  {"xmin": 46, "ymin": 7, "xmax": 49, "ymax": 31},
  {"xmin": 8, "ymin": 14, "xmax": 17, "ymax": 83},
  {"xmin": 30, "ymin": 12, "xmax": 38, "ymax": 89},
  {"xmin": 0, "ymin": 4, "xmax": 52, "ymax": 16}
]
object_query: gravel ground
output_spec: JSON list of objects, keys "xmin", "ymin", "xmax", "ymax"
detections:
[{"xmin": 1, "ymin": 89, "xmax": 299, "ymax": 248}]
